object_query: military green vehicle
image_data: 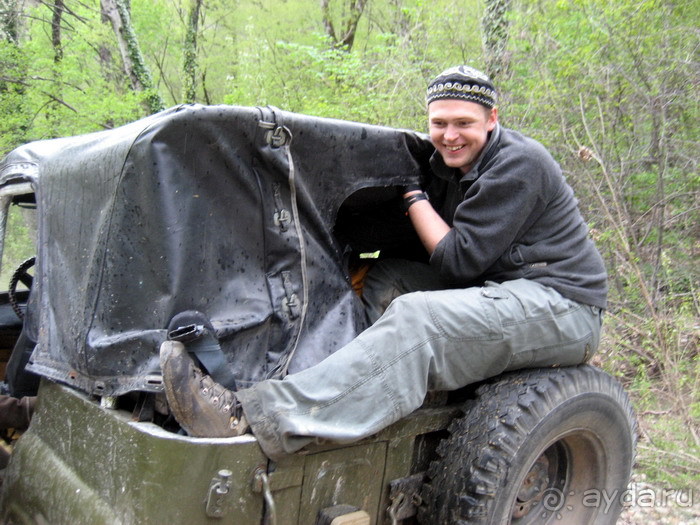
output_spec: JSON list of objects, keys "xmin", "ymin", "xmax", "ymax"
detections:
[{"xmin": 0, "ymin": 105, "xmax": 636, "ymax": 524}]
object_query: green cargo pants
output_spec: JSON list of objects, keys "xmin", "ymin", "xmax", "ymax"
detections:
[{"xmin": 236, "ymin": 260, "xmax": 603, "ymax": 460}]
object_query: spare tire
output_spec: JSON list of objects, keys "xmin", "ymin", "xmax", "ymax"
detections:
[{"xmin": 418, "ymin": 365, "xmax": 637, "ymax": 524}]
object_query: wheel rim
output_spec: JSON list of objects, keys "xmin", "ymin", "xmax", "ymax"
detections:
[
  {"xmin": 511, "ymin": 441, "xmax": 568, "ymax": 523},
  {"xmin": 510, "ymin": 430, "xmax": 606, "ymax": 524}
]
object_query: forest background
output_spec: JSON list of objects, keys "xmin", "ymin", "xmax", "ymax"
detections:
[{"xmin": 1, "ymin": 0, "xmax": 698, "ymax": 503}]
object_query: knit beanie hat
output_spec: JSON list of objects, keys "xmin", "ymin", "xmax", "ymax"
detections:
[{"xmin": 426, "ymin": 66, "xmax": 497, "ymax": 108}]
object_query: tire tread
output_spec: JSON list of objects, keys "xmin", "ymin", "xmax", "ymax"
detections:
[{"xmin": 417, "ymin": 365, "xmax": 637, "ymax": 524}]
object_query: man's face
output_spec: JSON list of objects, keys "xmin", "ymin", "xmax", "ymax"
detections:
[{"xmin": 428, "ymin": 99, "xmax": 498, "ymax": 173}]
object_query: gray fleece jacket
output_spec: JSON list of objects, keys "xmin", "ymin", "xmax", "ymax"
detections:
[{"xmin": 428, "ymin": 124, "xmax": 608, "ymax": 309}]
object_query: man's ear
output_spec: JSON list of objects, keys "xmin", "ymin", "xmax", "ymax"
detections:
[{"xmin": 487, "ymin": 107, "xmax": 499, "ymax": 131}]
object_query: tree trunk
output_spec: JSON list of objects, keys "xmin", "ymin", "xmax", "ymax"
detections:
[
  {"xmin": 0, "ymin": 0, "xmax": 20, "ymax": 43},
  {"xmin": 482, "ymin": 0, "xmax": 512, "ymax": 80},
  {"xmin": 320, "ymin": 0, "xmax": 367, "ymax": 50},
  {"xmin": 389, "ymin": 0, "xmax": 411, "ymax": 39},
  {"xmin": 51, "ymin": 0, "xmax": 64, "ymax": 63},
  {"xmin": 182, "ymin": 0, "xmax": 203, "ymax": 104},
  {"xmin": 100, "ymin": 0, "xmax": 164, "ymax": 113}
]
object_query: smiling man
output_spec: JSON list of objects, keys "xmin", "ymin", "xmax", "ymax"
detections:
[
  {"xmin": 160, "ymin": 66, "xmax": 608, "ymax": 461},
  {"xmin": 429, "ymin": 101, "xmax": 497, "ymax": 171}
]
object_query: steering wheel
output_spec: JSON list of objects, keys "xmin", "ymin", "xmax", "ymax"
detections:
[{"xmin": 8, "ymin": 256, "xmax": 35, "ymax": 320}]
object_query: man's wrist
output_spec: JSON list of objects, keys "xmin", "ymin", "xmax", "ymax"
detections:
[{"xmin": 403, "ymin": 192, "xmax": 429, "ymax": 213}]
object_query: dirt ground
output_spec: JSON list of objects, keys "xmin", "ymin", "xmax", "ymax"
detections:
[{"xmin": 616, "ymin": 474, "xmax": 699, "ymax": 525}]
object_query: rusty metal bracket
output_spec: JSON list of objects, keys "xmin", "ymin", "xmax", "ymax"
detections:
[
  {"xmin": 387, "ymin": 473, "xmax": 425, "ymax": 522},
  {"xmin": 205, "ymin": 469, "xmax": 233, "ymax": 518}
]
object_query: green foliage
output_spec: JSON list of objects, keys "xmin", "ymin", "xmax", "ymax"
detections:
[
  {"xmin": 223, "ymin": 32, "xmax": 414, "ymax": 126},
  {"xmin": 0, "ymin": 40, "xmax": 29, "ymax": 154},
  {"xmin": 0, "ymin": 204, "xmax": 35, "ymax": 290},
  {"xmin": 0, "ymin": 1, "xmax": 148, "ymax": 155}
]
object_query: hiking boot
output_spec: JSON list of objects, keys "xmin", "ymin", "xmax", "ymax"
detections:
[{"xmin": 159, "ymin": 340, "xmax": 248, "ymax": 438}]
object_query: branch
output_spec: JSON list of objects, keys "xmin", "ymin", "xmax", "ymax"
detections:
[{"xmin": 41, "ymin": 91, "xmax": 78, "ymax": 113}]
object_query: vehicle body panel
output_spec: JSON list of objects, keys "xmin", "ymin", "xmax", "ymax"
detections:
[{"xmin": 2, "ymin": 380, "xmax": 457, "ymax": 524}]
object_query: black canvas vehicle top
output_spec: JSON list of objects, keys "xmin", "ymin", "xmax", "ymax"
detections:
[{"xmin": 0, "ymin": 104, "xmax": 434, "ymax": 396}]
